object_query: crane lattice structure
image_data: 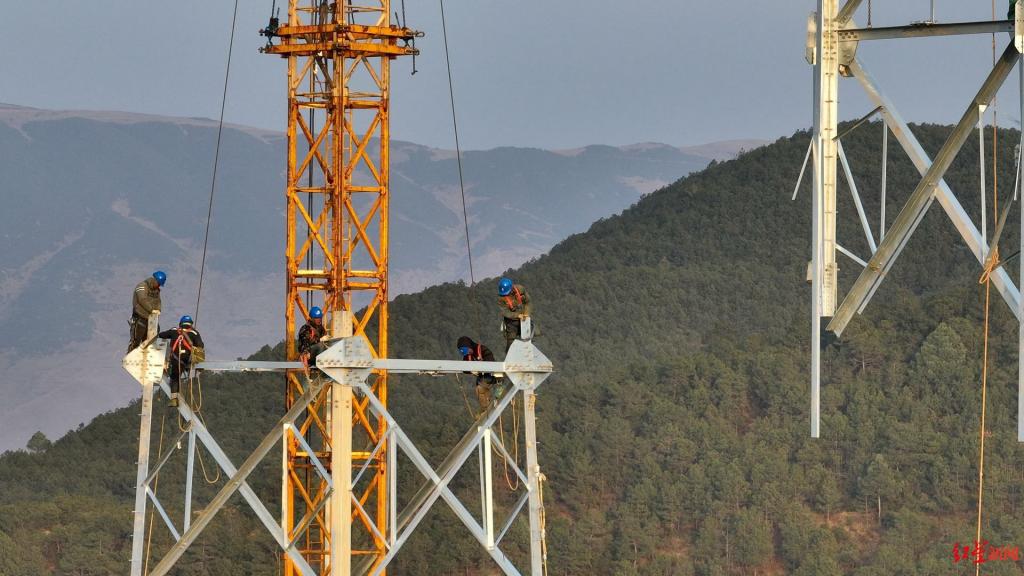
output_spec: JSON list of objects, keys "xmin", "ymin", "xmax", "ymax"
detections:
[
  {"xmin": 123, "ymin": 1, "xmax": 553, "ymax": 575},
  {"xmin": 806, "ymin": 0, "xmax": 1024, "ymax": 439},
  {"xmin": 264, "ymin": 1, "xmax": 415, "ymax": 572}
]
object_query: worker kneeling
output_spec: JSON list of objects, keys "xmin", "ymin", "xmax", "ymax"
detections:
[
  {"xmin": 158, "ymin": 315, "xmax": 205, "ymax": 408},
  {"xmin": 457, "ymin": 336, "xmax": 499, "ymax": 415}
]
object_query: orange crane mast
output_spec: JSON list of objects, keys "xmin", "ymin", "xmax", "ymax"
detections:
[{"xmin": 262, "ymin": 2, "xmax": 419, "ymax": 573}]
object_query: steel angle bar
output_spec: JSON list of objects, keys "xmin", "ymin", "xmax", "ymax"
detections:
[
  {"xmin": 828, "ymin": 48, "xmax": 1022, "ymax": 336},
  {"xmin": 837, "ymin": 244, "xmax": 868, "ymax": 267},
  {"xmin": 848, "ymin": 58, "xmax": 1021, "ymax": 319},
  {"xmin": 287, "ymin": 489, "xmax": 331, "ymax": 551},
  {"xmin": 148, "ymin": 382, "xmax": 322, "ymax": 576},
  {"xmin": 792, "ymin": 140, "xmax": 813, "ymax": 201},
  {"xmin": 146, "ymin": 486, "xmax": 181, "ymax": 541},
  {"xmin": 351, "ymin": 494, "xmax": 389, "ymax": 548},
  {"xmin": 195, "ymin": 360, "xmax": 304, "ymax": 372},
  {"xmin": 840, "ymin": 20, "xmax": 1012, "ymax": 42},
  {"xmin": 184, "ymin": 430, "xmax": 195, "ymax": 531},
  {"xmin": 351, "ymin": 428, "xmax": 388, "ymax": 489},
  {"xmin": 836, "ymin": 0, "xmax": 864, "ymax": 23},
  {"xmin": 284, "ymin": 423, "xmax": 331, "ymax": 486},
  {"xmin": 837, "ymin": 140, "xmax": 877, "ymax": 252},
  {"xmin": 495, "ymin": 491, "xmax": 531, "ymax": 546},
  {"xmin": 143, "ymin": 428, "xmax": 191, "ymax": 487},
  {"xmin": 488, "ymin": 429, "xmax": 529, "ymax": 487},
  {"xmin": 359, "ymin": 382, "xmax": 523, "ymax": 576},
  {"xmin": 834, "ymin": 105, "xmax": 883, "ymax": 142}
]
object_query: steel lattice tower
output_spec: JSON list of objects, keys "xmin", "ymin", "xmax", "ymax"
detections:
[{"xmin": 264, "ymin": 3, "xmax": 418, "ymax": 573}]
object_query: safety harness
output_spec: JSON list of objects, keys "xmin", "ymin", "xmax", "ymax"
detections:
[
  {"xmin": 503, "ymin": 286, "xmax": 523, "ymax": 311},
  {"xmin": 172, "ymin": 328, "xmax": 195, "ymax": 355}
]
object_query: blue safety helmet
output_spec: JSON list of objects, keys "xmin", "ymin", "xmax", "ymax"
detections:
[
  {"xmin": 179, "ymin": 315, "xmax": 194, "ymax": 327},
  {"xmin": 153, "ymin": 270, "xmax": 167, "ymax": 286},
  {"xmin": 498, "ymin": 277, "xmax": 513, "ymax": 296},
  {"xmin": 309, "ymin": 306, "xmax": 324, "ymax": 320},
  {"xmin": 459, "ymin": 346, "xmax": 471, "ymax": 357}
]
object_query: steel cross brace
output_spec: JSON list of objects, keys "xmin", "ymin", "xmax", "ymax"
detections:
[
  {"xmin": 826, "ymin": 45, "xmax": 1022, "ymax": 336},
  {"xmin": 123, "ymin": 354, "xmax": 323, "ymax": 576},
  {"xmin": 317, "ymin": 337, "xmax": 553, "ymax": 576}
]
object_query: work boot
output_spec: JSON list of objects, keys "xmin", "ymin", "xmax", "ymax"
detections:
[{"xmin": 168, "ymin": 393, "xmax": 179, "ymax": 408}]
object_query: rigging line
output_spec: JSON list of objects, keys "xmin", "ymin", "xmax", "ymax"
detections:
[
  {"xmin": 439, "ymin": 0, "xmax": 484, "ymax": 337},
  {"xmin": 194, "ymin": 0, "xmax": 241, "ymax": 324},
  {"xmin": 975, "ymin": 273, "xmax": 992, "ymax": 576}
]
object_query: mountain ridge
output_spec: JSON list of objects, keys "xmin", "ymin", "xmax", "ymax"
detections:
[{"xmin": 0, "ymin": 105, "xmax": 756, "ymax": 451}]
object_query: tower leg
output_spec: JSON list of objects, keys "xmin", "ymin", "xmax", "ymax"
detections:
[
  {"xmin": 331, "ymin": 382, "xmax": 354, "ymax": 576},
  {"xmin": 523, "ymin": 390, "xmax": 544, "ymax": 575},
  {"xmin": 1018, "ymin": 54, "xmax": 1024, "ymax": 443},
  {"xmin": 129, "ymin": 382, "xmax": 155, "ymax": 576}
]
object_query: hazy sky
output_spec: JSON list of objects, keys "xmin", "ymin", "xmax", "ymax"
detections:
[{"xmin": 5, "ymin": 1, "xmax": 1022, "ymax": 149}]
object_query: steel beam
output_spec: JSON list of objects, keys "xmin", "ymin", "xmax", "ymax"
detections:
[
  {"xmin": 1019, "ymin": 55, "xmax": 1024, "ymax": 443},
  {"xmin": 836, "ymin": 0, "xmax": 863, "ymax": 24},
  {"xmin": 129, "ymin": 382, "xmax": 155, "ymax": 576},
  {"xmin": 837, "ymin": 140, "xmax": 877, "ymax": 253},
  {"xmin": 523, "ymin": 390, "xmax": 544, "ymax": 576},
  {"xmin": 828, "ymin": 47, "xmax": 1021, "ymax": 336},
  {"xmin": 331, "ymin": 383, "xmax": 353, "ymax": 576},
  {"xmin": 148, "ymin": 381, "xmax": 323, "ymax": 576},
  {"xmin": 850, "ymin": 60, "xmax": 1019, "ymax": 316},
  {"xmin": 839, "ymin": 20, "xmax": 1012, "ymax": 42}
]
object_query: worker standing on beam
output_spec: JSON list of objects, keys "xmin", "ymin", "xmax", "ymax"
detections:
[
  {"xmin": 457, "ymin": 336, "xmax": 499, "ymax": 414},
  {"xmin": 497, "ymin": 277, "xmax": 532, "ymax": 351},
  {"xmin": 158, "ymin": 315, "xmax": 204, "ymax": 408},
  {"xmin": 128, "ymin": 270, "xmax": 166, "ymax": 352},
  {"xmin": 298, "ymin": 306, "xmax": 329, "ymax": 376}
]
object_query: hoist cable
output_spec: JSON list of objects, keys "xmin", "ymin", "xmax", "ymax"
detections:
[{"xmin": 194, "ymin": 0, "xmax": 240, "ymax": 324}]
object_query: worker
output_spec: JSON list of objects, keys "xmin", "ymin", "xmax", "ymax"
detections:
[
  {"xmin": 298, "ymin": 306, "xmax": 329, "ymax": 375},
  {"xmin": 128, "ymin": 270, "xmax": 166, "ymax": 352},
  {"xmin": 158, "ymin": 315, "xmax": 204, "ymax": 408},
  {"xmin": 497, "ymin": 277, "xmax": 531, "ymax": 351},
  {"xmin": 457, "ymin": 336, "xmax": 499, "ymax": 413}
]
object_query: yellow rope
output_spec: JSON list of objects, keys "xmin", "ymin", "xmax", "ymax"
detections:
[
  {"xmin": 975, "ymin": 26, "xmax": 998, "ymax": 570},
  {"xmin": 143, "ymin": 412, "xmax": 168, "ymax": 576}
]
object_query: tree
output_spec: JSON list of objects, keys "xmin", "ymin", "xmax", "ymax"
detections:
[{"xmin": 26, "ymin": 431, "xmax": 51, "ymax": 453}]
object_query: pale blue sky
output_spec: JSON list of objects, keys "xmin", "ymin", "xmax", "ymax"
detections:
[{"xmin": 4, "ymin": 1, "xmax": 1020, "ymax": 148}]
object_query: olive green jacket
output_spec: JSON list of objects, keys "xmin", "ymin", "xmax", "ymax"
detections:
[
  {"xmin": 133, "ymin": 277, "xmax": 162, "ymax": 318},
  {"xmin": 498, "ymin": 284, "xmax": 531, "ymax": 320}
]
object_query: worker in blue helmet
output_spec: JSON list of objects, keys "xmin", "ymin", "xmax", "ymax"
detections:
[
  {"xmin": 497, "ymin": 277, "xmax": 531, "ymax": 351},
  {"xmin": 298, "ymin": 306, "xmax": 329, "ymax": 375},
  {"xmin": 457, "ymin": 336, "xmax": 498, "ymax": 414},
  {"xmin": 128, "ymin": 270, "xmax": 167, "ymax": 352},
  {"xmin": 158, "ymin": 315, "xmax": 204, "ymax": 408}
]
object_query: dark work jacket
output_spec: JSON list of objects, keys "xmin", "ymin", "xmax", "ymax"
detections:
[
  {"xmin": 461, "ymin": 341, "xmax": 494, "ymax": 363},
  {"xmin": 159, "ymin": 327, "xmax": 204, "ymax": 365},
  {"xmin": 298, "ymin": 322, "xmax": 328, "ymax": 356}
]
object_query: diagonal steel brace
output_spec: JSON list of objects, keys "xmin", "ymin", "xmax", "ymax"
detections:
[
  {"xmin": 147, "ymin": 379, "xmax": 323, "ymax": 576},
  {"xmin": 827, "ymin": 44, "xmax": 1022, "ymax": 336}
]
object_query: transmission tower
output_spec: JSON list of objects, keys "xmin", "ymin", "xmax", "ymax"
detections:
[
  {"xmin": 125, "ymin": 3, "xmax": 552, "ymax": 575},
  {"xmin": 806, "ymin": 0, "xmax": 1024, "ymax": 439}
]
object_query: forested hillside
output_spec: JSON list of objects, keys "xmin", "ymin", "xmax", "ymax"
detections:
[{"xmin": 3, "ymin": 122, "xmax": 1024, "ymax": 575}]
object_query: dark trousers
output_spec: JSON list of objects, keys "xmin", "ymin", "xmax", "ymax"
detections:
[
  {"xmin": 128, "ymin": 315, "xmax": 148, "ymax": 352},
  {"xmin": 475, "ymin": 374, "xmax": 497, "ymax": 410},
  {"xmin": 503, "ymin": 318, "xmax": 521, "ymax": 351},
  {"xmin": 168, "ymin": 357, "xmax": 191, "ymax": 395}
]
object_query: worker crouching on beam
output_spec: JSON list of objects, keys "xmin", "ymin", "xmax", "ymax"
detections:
[{"xmin": 158, "ymin": 315, "xmax": 204, "ymax": 408}]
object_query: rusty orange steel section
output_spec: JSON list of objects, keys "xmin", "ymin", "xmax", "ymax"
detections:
[{"xmin": 264, "ymin": 2, "xmax": 417, "ymax": 574}]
